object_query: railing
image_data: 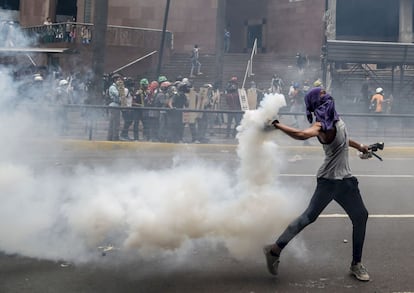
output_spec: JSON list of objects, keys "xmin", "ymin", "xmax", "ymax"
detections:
[
  {"xmin": 242, "ymin": 38, "xmax": 258, "ymax": 89},
  {"xmin": 110, "ymin": 50, "xmax": 157, "ymax": 74},
  {"xmin": 14, "ymin": 102, "xmax": 414, "ymax": 143},
  {"xmin": 22, "ymin": 22, "xmax": 173, "ymax": 49}
]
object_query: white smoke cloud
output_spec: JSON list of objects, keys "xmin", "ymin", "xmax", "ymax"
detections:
[
  {"xmin": 0, "ymin": 10, "xmax": 309, "ymax": 266},
  {"xmin": 0, "ymin": 91, "xmax": 309, "ymax": 265}
]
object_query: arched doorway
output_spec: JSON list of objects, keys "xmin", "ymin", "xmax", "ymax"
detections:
[{"xmin": 225, "ymin": 0, "xmax": 268, "ymax": 53}]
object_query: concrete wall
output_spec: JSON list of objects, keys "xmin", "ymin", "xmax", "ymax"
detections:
[
  {"xmin": 106, "ymin": 0, "xmax": 218, "ymax": 54},
  {"xmin": 19, "ymin": 0, "xmax": 56, "ymax": 26},
  {"xmin": 18, "ymin": 0, "xmax": 325, "ymax": 58},
  {"xmin": 266, "ymin": 0, "xmax": 325, "ymax": 57}
]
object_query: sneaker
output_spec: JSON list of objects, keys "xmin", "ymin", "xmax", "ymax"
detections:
[
  {"xmin": 350, "ymin": 263, "xmax": 370, "ymax": 281},
  {"xmin": 263, "ymin": 245, "xmax": 280, "ymax": 276}
]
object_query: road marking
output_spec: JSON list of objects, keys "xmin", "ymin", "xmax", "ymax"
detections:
[
  {"xmin": 320, "ymin": 214, "xmax": 414, "ymax": 218},
  {"xmin": 280, "ymin": 174, "xmax": 414, "ymax": 178}
]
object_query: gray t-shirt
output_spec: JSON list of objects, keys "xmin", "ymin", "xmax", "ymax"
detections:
[{"xmin": 317, "ymin": 119, "xmax": 352, "ymax": 179}]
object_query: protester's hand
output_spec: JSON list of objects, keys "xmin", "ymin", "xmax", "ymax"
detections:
[
  {"xmin": 359, "ymin": 144, "xmax": 369, "ymax": 154},
  {"xmin": 358, "ymin": 143, "xmax": 372, "ymax": 159},
  {"xmin": 263, "ymin": 119, "xmax": 279, "ymax": 132},
  {"xmin": 263, "ymin": 124, "xmax": 275, "ymax": 132}
]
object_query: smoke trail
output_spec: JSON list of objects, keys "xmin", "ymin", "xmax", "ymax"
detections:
[
  {"xmin": 0, "ymin": 91, "xmax": 309, "ymax": 264},
  {"xmin": 0, "ymin": 10, "xmax": 308, "ymax": 265}
]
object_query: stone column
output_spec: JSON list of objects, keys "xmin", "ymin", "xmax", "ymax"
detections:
[
  {"xmin": 215, "ymin": 0, "xmax": 226, "ymax": 87},
  {"xmin": 326, "ymin": 0, "xmax": 336, "ymax": 40},
  {"xmin": 399, "ymin": 0, "xmax": 413, "ymax": 43},
  {"xmin": 19, "ymin": 0, "xmax": 56, "ymax": 26}
]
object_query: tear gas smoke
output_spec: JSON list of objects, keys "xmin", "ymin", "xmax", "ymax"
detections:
[
  {"xmin": 0, "ymin": 13, "xmax": 308, "ymax": 266},
  {"xmin": 0, "ymin": 91, "xmax": 308, "ymax": 264}
]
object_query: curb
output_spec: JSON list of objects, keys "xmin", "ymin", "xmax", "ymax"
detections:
[{"xmin": 54, "ymin": 139, "xmax": 414, "ymax": 155}]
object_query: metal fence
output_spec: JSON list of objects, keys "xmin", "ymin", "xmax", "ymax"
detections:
[
  {"xmin": 22, "ymin": 22, "xmax": 173, "ymax": 49},
  {"xmin": 15, "ymin": 103, "xmax": 414, "ymax": 144}
]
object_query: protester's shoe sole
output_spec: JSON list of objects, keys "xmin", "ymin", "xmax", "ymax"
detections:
[{"xmin": 263, "ymin": 245, "xmax": 280, "ymax": 276}]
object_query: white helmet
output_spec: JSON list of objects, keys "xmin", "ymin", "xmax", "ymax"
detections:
[
  {"xmin": 33, "ymin": 74, "xmax": 43, "ymax": 81},
  {"xmin": 375, "ymin": 87, "xmax": 383, "ymax": 94},
  {"xmin": 59, "ymin": 79, "xmax": 69, "ymax": 86}
]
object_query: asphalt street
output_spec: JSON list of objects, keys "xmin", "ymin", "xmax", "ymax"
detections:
[{"xmin": 1, "ymin": 140, "xmax": 414, "ymax": 293}]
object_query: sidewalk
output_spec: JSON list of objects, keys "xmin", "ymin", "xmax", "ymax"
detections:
[{"xmin": 51, "ymin": 138, "xmax": 414, "ymax": 156}]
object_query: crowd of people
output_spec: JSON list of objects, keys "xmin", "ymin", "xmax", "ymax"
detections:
[
  {"xmin": 42, "ymin": 16, "xmax": 92, "ymax": 45},
  {"xmin": 105, "ymin": 73, "xmax": 222, "ymax": 143},
  {"xmin": 102, "ymin": 71, "xmax": 326, "ymax": 143},
  {"xmin": 7, "ymin": 55, "xmax": 333, "ymax": 143}
]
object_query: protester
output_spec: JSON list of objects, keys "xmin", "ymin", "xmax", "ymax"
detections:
[
  {"xmin": 270, "ymin": 74, "xmax": 284, "ymax": 94},
  {"xmin": 134, "ymin": 78, "xmax": 150, "ymax": 141},
  {"xmin": 370, "ymin": 87, "xmax": 385, "ymax": 130},
  {"xmin": 119, "ymin": 79, "xmax": 134, "ymax": 141},
  {"xmin": 107, "ymin": 74, "xmax": 122, "ymax": 141},
  {"xmin": 263, "ymin": 87, "xmax": 371, "ymax": 282},
  {"xmin": 288, "ymin": 82, "xmax": 304, "ymax": 128},
  {"xmin": 225, "ymin": 76, "xmax": 242, "ymax": 138},
  {"xmin": 144, "ymin": 80, "xmax": 160, "ymax": 141},
  {"xmin": 370, "ymin": 87, "xmax": 384, "ymax": 113},
  {"xmin": 296, "ymin": 52, "xmax": 307, "ymax": 73},
  {"xmin": 169, "ymin": 80, "xmax": 189, "ymax": 143},
  {"xmin": 155, "ymin": 81, "xmax": 172, "ymax": 142},
  {"xmin": 190, "ymin": 44, "xmax": 202, "ymax": 78},
  {"xmin": 359, "ymin": 76, "xmax": 370, "ymax": 106},
  {"xmin": 224, "ymin": 28, "xmax": 231, "ymax": 53}
]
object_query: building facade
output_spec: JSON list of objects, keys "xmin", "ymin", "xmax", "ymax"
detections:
[
  {"xmin": 17, "ymin": 0, "xmax": 325, "ymax": 57},
  {"xmin": 12, "ymin": 0, "xmax": 414, "ymax": 58}
]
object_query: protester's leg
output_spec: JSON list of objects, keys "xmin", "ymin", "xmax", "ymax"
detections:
[
  {"xmin": 275, "ymin": 178, "xmax": 334, "ymax": 251},
  {"xmin": 169, "ymin": 111, "xmax": 179, "ymax": 142},
  {"xmin": 197, "ymin": 60, "xmax": 202, "ymax": 74},
  {"xmin": 189, "ymin": 122, "xmax": 197, "ymax": 142},
  {"xmin": 226, "ymin": 113, "xmax": 234, "ymax": 138},
  {"xmin": 233, "ymin": 113, "xmax": 242, "ymax": 137},
  {"xmin": 165, "ymin": 112, "xmax": 174, "ymax": 142},
  {"xmin": 158, "ymin": 113, "xmax": 167, "ymax": 142},
  {"xmin": 333, "ymin": 177, "xmax": 368, "ymax": 264},
  {"xmin": 150, "ymin": 117, "xmax": 159, "ymax": 141},
  {"xmin": 197, "ymin": 115, "xmax": 208, "ymax": 142},
  {"xmin": 264, "ymin": 178, "xmax": 334, "ymax": 276},
  {"xmin": 133, "ymin": 111, "xmax": 141, "ymax": 140},
  {"xmin": 113, "ymin": 109, "xmax": 121, "ymax": 140},
  {"xmin": 177, "ymin": 113, "xmax": 185, "ymax": 142},
  {"xmin": 120, "ymin": 111, "xmax": 133, "ymax": 139},
  {"xmin": 107, "ymin": 111, "xmax": 114, "ymax": 141},
  {"xmin": 142, "ymin": 113, "xmax": 150, "ymax": 140},
  {"xmin": 190, "ymin": 61, "xmax": 195, "ymax": 77}
]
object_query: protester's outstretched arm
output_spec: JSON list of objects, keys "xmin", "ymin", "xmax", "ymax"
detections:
[
  {"xmin": 271, "ymin": 120, "xmax": 321, "ymax": 140},
  {"xmin": 349, "ymin": 139, "xmax": 369, "ymax": 154}
]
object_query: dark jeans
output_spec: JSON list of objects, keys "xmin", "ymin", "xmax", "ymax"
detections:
[
  {"xmin": 169, "ymin": 110, "xmax": 184, "ymax": 143},
  {"xmin": 226, "ymin": 113, "xmax": 242, "ymax": 137},
  {"xmin": 144, "ymin": 116, "xmax": 159, "ymax": 141},
  {"xmin": 120, "ymin": 110, "xmax": 133, "ymax": 139},
  {"xmin": 276, "ymin": 177, "xmax": 368, "ymax": 263}
]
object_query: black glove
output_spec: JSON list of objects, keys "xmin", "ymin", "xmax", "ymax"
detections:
[{"xmin": 263, "ymin": 119, "xmax": 279, "ymax": 132}]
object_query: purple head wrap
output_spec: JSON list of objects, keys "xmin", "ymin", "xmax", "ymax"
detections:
[{"xmin": 304, "ymin": 87, "xmax": 339, "ymax": 131}]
